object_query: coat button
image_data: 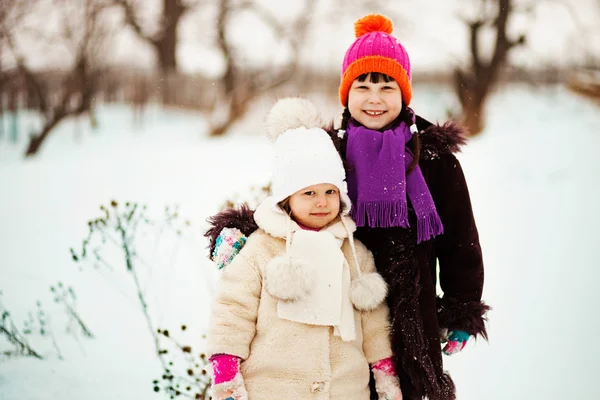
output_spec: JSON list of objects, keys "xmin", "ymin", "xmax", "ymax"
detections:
[{"xmin": 311, "ymin": 381, "xmax": 326, "ymax": 393}]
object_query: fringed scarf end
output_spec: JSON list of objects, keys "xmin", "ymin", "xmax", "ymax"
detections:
[
  {"xmin": 416, "ymin": 212, "xmax": 444, "ymax": 243},
  {"xmin": 351, "ymin": 200, "xmax": 410, "ymax": 228}
]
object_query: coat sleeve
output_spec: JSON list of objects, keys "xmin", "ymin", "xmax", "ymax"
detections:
[
  {"xmin": 356, "ymin": 242, "xmax": 393, "ymax": 364},
  {"xmin": 433, "ymin": 153, "xmax": 490, "ymax": 339},
  {"xmin": 206, "ymin": 236, "xmax": 263, "ymax": 360}
]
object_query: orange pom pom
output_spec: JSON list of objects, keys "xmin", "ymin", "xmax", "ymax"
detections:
[{"xmin": 354, "ymin": 14, "xmax": 393, "ymax": 38}]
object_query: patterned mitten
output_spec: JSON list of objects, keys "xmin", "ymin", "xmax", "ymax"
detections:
[
  {"xmin": 212, "ymin": 228, "xmax": 247, "ymax": 270},
  {"xmin": 441, "ymin": 329, "xmax": 470, "ymax": 356},
  {"xmin": 210, "ymin": 354, "xmax": 248, "ymax": 400},
  {"xmin": 372, "ymin": 357, "xmax": 403, "ymax": 400}
]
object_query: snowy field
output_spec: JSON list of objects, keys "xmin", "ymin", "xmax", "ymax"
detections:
[{"xmin": 0, "ymin": 84, "xmax": 599, "ymax": 400}]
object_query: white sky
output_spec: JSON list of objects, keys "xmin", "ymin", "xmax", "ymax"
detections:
[{"xmin": 5, "ymin": 0, "xmax": 600, "ymax": 76}]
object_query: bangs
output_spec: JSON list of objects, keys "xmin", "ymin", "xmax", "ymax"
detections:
[{"xmin": 357, "ymin": 72, "xmax": 395, "ymax": 83}]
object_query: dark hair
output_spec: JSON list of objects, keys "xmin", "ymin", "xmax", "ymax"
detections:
[
  {"xmin": 339, "ymin": 72, "xmax": 420, "ymax": 174},
  {"xmin": 278, "ymin": 197, "xmax": 292, "ymax": 215},
  {"xmin": 356, "ymin": 72, "xmax": 395, "ymax": 84}
]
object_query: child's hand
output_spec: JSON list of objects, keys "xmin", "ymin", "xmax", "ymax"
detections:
[
  {"xmin": 212, "ymin": 228, "xmax": 247, "ymax": 270},
  {"xmin": 210, "ymin": 355, "xmax": 248, "ymax": 400},
  {"xmin": 372, "ymin": 358, "xmax": 403, "ymax": 400},
  {"xmin": 373, "ymin": 371, "xmax": 403, "ymax": 400},
  {"xmin": 441, "ymin": 329, "xmax": 470, "ymax": 356}
]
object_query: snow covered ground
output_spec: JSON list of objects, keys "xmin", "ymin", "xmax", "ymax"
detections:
[{"xmin": 1, "ymin": 84, "xmax": 599, "ymax": 399}]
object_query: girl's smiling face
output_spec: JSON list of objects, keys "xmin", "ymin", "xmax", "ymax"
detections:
[
  {"xmin": 288, "ymin": 183, "xmax": 340, "ymax": 229},
  {"xmin": 348, "ymin": 73, "xmax": 403, "ymax": 130}
]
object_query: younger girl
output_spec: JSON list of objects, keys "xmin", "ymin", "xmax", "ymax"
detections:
[{"xmin": 206, "ymin": 98, "xmax": 403, "ymax": 400}]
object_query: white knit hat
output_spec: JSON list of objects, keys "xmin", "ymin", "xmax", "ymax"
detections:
[{"xmin": 265, "ymin": 98, "xmax": 351, "ymax": 211}]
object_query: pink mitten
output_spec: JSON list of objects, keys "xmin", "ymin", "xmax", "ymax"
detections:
[
  {"xmin": 372, "ymin": 357, "xmax": 403, "ymax": 400},
  {"xmin": 210, "ymin": 354, "xmax": 248, "ymax": 400}
]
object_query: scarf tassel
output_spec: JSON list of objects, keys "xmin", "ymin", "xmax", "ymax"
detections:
[
  {"xmin": 416, "ymin": 212, "xmax": 444, "ymax": 244},
  {"xmin": 352, "ymin": 200, "xmax": 410, "ymax": 228}
]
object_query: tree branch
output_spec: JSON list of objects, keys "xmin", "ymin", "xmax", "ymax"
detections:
[
  {"xmin": 0, "ymin": 23, "xmax": 51, "ymax": 118},
  {"xmin": 237, "ymin": 0, "xmax": 286, "ymax": 38},
  {"xmin": 508, "ymin": 33, "xmax": 526, "ymax": 50},
  {"xmin": 113, "ymin": 0, "xmax": 157, "ymax": 45},
  {"xmin": 156, "ymin": 0, "xmax": 188, "ymax": 38},
  {"xmin": 490, "ymin": 0, "xmax": 511, "ymax": 64},
  {"xmin": 468, "ymin": 19, "xmax": 485, "ymax": 76}
]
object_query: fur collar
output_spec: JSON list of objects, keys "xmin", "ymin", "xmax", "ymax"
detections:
[
  {"xmin": 253, "ymin": 196, "xmax": 356, "ymax": 240},
  {"xmin": 416, "ymin": 118, "xmax": 468, "ymax": 160}
]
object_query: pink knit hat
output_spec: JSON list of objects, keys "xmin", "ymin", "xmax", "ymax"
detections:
[{"xmin": 339, "ymin": 14, "xmax": 412, "ymax": 106}]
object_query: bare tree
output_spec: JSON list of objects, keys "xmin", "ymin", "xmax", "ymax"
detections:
[
  {"xmin": 0, "ymin": 1, "xmax": 27, "ymax": 97},
  {"xmin": 454, "ymin": 0, "xmax": 525, "ymax": 135},
  {"xmin": 208, "ymin": 0, "xmax": 317, "ymax": 137},
  {"xmin": 1, "ymin": 0, "xmax": 114, "ymax": 157},
  {"xmin": 113, "ymin": 0, "xmax": 199, "ymax": 74},
  {"xmin": 0, "ymin": 2, "xmax": 10, "ymax": 134},
  {"xmin": 1, "ymin": 0, "xmax": 36, "ymax": 142}
]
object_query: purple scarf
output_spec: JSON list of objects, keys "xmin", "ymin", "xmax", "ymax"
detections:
[{"xmin": 346, "ymin": 119, "xmax": 443, "ymax": 243}]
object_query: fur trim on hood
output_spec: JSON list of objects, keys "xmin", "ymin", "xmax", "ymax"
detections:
[
  {"xmin": 253, "ymin": 196, "xmax": 356, "ymax": 240},
  {"xmin": 417, "ymin": 118, "xmax": 468, "ymax": 160}
]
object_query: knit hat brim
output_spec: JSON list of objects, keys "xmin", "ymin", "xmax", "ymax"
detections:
[{"xmin": 339, "ymin": 55, "xmax": 412, "ymax": 107}]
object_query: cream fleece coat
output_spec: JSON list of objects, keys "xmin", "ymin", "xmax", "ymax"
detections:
[{"xmin": 207, "ymin": 200, "xmax": 393, "ymax": 400}]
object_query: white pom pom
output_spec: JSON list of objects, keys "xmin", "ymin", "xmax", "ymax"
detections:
[
  {"xmin": 265, "ymin": 255, "xmax": 314, "ymax": 301},
  {"xmin": 350, "ymin": 272, "xmax": 388, "ymax": 311},
  {"xmin": 265, "ymin": 97, "xmax": 323, "ymax": 142}
]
